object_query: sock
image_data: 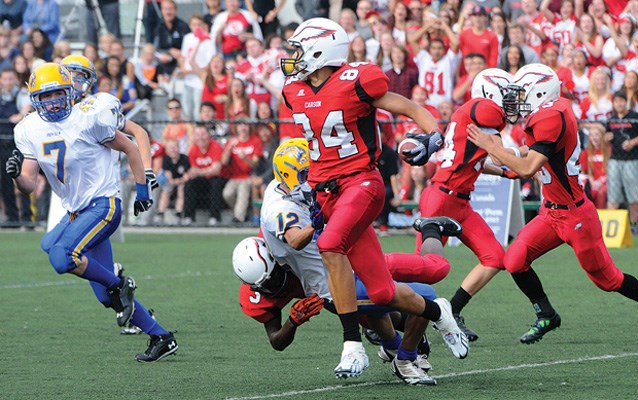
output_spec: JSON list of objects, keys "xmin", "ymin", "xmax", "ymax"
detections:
[
  {"xmin": 131, "ymin": 300, "xmax": 169, "ymax": 336},
  {"xmin": 450, "ymin": 287, "xmax": 472, "ymax": 315},
  {"xmin": 618, "ymin": 273, "xmax": 638, "ymax": 302},
  {"xmin": 420, "ymin": 297, "xmax": 441, "ymax": 321},
  {"xmin": 339, "ymin": 311, "xmax": 362, "ymax": 342},
  {"xmin": 511, "ymin": 268, "xmax": 547, "ymax": 302},
  {"xmin": 176, "ymin": 212, "xmax": 183, "ymax": 219},
  {"xmin": 397, "ymin": 346, "xmax": 418, "ymax": 361},
  {"xmin": 381, "ymin": 332, "xmax": 402, "ymax": 351},
  {"xmin": 531, "ymin": 296, "xmax": 556, "ymax": 318},
  {"xmin": 421, "ymin": 224, "xmax": 442, "ymax": 241},
  {"xmin": 82, "ymin": 255, "xmax": 121, "ymax": 288}
]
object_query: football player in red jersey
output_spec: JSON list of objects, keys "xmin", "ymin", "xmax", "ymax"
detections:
[
  {"xmin": 279, "ymin": 18, "xmax": 457, "ymax": 378},
  {"xmin": 414, "ymin": 68, "xmax": 520, "ymax": 343},
  {"xmin": 468, "ymin": 63, "xmax": 638, "ymax": 344}
]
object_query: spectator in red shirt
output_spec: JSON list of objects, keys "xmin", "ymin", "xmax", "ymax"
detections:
[
  {"xmin": 573, "ymin": 13, "xmax": 605, "ymax": 66},
  {"xmin": 221, "ymin": 121, "xmax": 263, "ymax": 223},
  {"xmin": 541, "ymin": 43, "xmax": 576, "ymax": 99},
  {"xmin": 452, "ymin": 53, "xmax": 486, "ymax": 106},
  {"xmin": 210, "ymin": 0, "xmax": 263, "ymax": 60},
  {"xmin": 184, "ymin": 124, "xmax": 226, "ymax": 226},
  {"xmin": 458, "ymin": 5, "xmax": 500, "ymax": 76}
]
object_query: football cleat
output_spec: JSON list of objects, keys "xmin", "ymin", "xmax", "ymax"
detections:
[
  {"xmin": 135, "ymin": 332, "xmax": 178, "ymax": 362},
  {"xmin": 363, "ymin": 328, "xmax": 382, "ymax": 345},
  {"xmin": 413, "ymin": 216, "xmax": 463, "ymax": 237},
  {"xmin": 121, "ymin": 309, "xmax": 155, "ymax": 335},
  {"xmin": 520, "ymin": 313, "xmax": 561, "ymax": 344},
  {"xmin": 377, "ymin": 346, "xmax": 397, "ymax": 363},
  {"xmin": 107, "ymin": 276, "xmax": 137, "ymax": 327},
  {"xmin": 334, "ymin": 341, "xmax": 369, "ymax": 379},
  {"xmin": 113, "ymin": 262, "xmax": 124, "ymax": 278},
  {"xmin": 432, "ymin": 298, "xmax": 469, "ymax": 359},
  {"xmin": 454, "ymin": 314, "xmax": 479, "ymax": 342},
  {"xmin": 415, "ymin": 354, "xmax": 432, "ymax": 372},
  {"xmin": 391, "ymin": 358, "xmax": 437, "ymax": 386}
]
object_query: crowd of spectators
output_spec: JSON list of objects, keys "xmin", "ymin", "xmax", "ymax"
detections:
[{"xmin": 2, "ymin": 0, "xmax": 638, "ymax": 230}]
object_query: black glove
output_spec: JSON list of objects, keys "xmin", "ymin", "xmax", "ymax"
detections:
[
  {"xmin": 145, "ymin": 168, "xmax": 159, "ymax": 190},
  {"xmin": 403, "ymin": 131, "xmax": 444, "ymax": 166},
  {"xmin": 134, "ymin": 182, "xmax": 153, "ymax": 216},
  {"xmin": 5, "ymin": 149, "xmax": 24, "ymax": 178}
]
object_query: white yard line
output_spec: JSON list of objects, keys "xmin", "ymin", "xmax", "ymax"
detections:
[
  {"xmin": 1, "ymin": 270, "xmax": 213, "ymax": 289},
  {"xmin": 225, "ymin": 352, "xmax": 638, "ymax": 400}
]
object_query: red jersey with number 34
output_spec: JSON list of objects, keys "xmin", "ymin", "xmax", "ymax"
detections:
[
  {"xmin": 432, "ymin": 98, "xmax": 506, "ymax": 192},
  {"xmin": 282, "ymin": 63, "xmax": 389, "ymax": 187},
  {"xmin": 525, "ymin": 97, "xmax": 584, "ymax": 204}
]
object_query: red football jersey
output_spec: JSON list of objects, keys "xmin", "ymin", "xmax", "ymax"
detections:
[
  {"xmin": 238, "ymin": 277, "xmax": 304, "ymax": 324},
  {"xmin": 524, "ymin": 97, "xmax": 584, "ymax": 204},
  {"xmin": 432, "ymin": 98, "xmax": 506, "ymax": 192},
  {"xmin": 282, "ymin": 63, "xmax": 389, "ymax": 187}
]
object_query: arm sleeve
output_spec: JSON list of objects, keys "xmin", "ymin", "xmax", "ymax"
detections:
[
  {"xmin": 471, "ymin": 100, "xmax": 506, "ymax": 131},
  {"xmin": 527, "ymin": 112, "xmax": 562, "ymax": 157}
]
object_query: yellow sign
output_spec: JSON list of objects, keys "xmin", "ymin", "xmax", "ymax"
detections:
[{"xmin": 597, "ymin": 209, "xmax": 634, "ymax": 248}]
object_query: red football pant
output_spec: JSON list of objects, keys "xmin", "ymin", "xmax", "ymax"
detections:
[
  {"xmin": 316, "ymin": 169, "xmax": 396, "ymax": 305},
  {"xmin": 385, "ymin": 252, "xmax": 450, "ymax": 284},
  {"xmin": 417, "ymin": 185, "xmax": 505, "ymax": 268},
  {"xmin": 505, "ymin": 199, "xmax": 624, "ymax": 291}
]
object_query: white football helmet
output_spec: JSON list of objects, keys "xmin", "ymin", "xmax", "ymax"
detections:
[
  {"xmin": 503, "ymin": 63, "xmax": 560, "ymax": 122},
  {"xmin": 280, "ymin": 17, "xmax": 349, "ymax": 80},
  {"xmin": 471, "ymin": 68, "xmax": 512, "ymax": 107},
  {"xmin": 232, "ymin": 237, "xmax": 288, "ymax": 297}
]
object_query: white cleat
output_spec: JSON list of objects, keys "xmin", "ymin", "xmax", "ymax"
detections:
[
  {"xmin": 377, "ymin": 346, "xmax": 396, "ymax": 363},
  {"xmin": 415, "ymin": 354, "xmax": 432, "ymax": 372},
  {"xmin": 432, "ymin": 298, "xmax": 469, "ymax": 359},
  {"xmin": 334, "ymin": 341, "xmax": 369, "ymax": 379},
  {"xmin": 391, "ymin": 358, "xmax": 437, "ymax": 386}
]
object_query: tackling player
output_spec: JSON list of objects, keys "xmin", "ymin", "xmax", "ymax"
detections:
[
  {"xmin": 468, "ymin": 63, "xmax": 638, "ymax": 343},
  {"xmin": 414, "ymin": 68, "xmax": 519, "ymax": 342},
  {"xmin": 5, "ymin": 63, "xmax": 178, "ymax": 362},
  {"xmin": 234, "ymin": 140, "xmax": 467, "ymax": 383},
  {"xmin": 279, "ymin": 17, "xmax": 454, "ymax": 379}
]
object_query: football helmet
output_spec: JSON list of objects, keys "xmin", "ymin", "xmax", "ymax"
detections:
[
  {"xmin": 503, "ymin": 63, "xmax": 560, "ymax": 123},
  {"xmin": 232, "ymin": 237, "xmax": 288, "ymax": 297},
  {"xmin": 61, "ymin": 55, "xmax": 97, "ymax": 102},
  {"xmin": 28, "ymin": 63, "xmax": 75, "ymax": 122},
  {"xmin": 273, "ymin": 140, "xmax": 310, "ymax": 191},
  {"xmin": 280, "ymin": 17, "xmax": 349, "ymax": 80},
  {"xmin": 471, "ymin": 68, "xmax": 512, "ymax": 107}
]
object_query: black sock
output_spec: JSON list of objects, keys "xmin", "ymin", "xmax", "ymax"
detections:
[
  {"xmin": 176, "ymin": 212, "xmax": 183, "ymax": 219},
  {"xmin": 450, "ymin": 287, "xmax": 472, "ymax": 315},
  {"xmin": 339, "ymin": 311, "xmax": 362, "ymax": 342},
  {"xmin": 421, "ymin": 225, "xmax": 442, "ymax": 241},
  {"xmin": 530, "ymin": 296, "xmax": 556, "ymax": 318},
  {"xmin": 618, "ymin": 273, "xmax": 638, "ymax": 302},
  {"xmin": 420, "ymin": 297, "xmax": 441, "ymax": 321}
]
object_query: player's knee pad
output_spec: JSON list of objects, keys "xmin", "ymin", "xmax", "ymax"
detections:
[
  {"xmin": 48, "ymin": 244, "xmax": 77, "ymax": 274},
  {"xmin": 367, "ymin": 284, "xmax": 396, "ymax": 306},
  {"xmin": 576, "ymin": 244, "xmax": 624, "ymax": 291},
  {"xmin": 426, "ymin": 254, "xmax": 451, "ymax": 283},
  {"xmin": 503, "ymin": 242, "xmax": 528, "ymax": 274}
]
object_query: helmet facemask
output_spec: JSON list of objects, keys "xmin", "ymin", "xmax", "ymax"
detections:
[
  {"xmin": 250, "ymin": 265, "xmax": 289, "ymax": 298},
  {"xmin": 31, "ymin": 88, "xmax": 75, "ymax": 122},
  {"xmin": 502, "ymin": 85, "xmax": 530, "ymax": 124}
]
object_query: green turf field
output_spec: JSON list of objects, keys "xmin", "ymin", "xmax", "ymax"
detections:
[{"xmin": 1, "ymin": 231, "xmax": 637, "ymax": 400}]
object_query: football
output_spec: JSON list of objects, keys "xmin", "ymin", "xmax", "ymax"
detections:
[{"xmin": 397, "ymin": 138, "xmax": 422, "ymax": 161}]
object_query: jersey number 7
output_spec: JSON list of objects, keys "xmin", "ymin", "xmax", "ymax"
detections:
[{"xmin": 43, "ymin": 140, "xmax": 67, "ymax": 183}]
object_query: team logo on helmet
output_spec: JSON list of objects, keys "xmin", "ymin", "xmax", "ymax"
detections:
[{"xmin": 294, "ymin": 26, "xmax": 337, "ymax": 42}]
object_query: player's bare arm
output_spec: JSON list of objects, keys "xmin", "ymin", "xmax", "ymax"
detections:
[
  {"xmin": 372, "ymin": 92, "xmax": 438, "ymax": 134},
  {"xmin": 121, "ymin": 120, "xmax": 152, "ymax": 169},
  {"xmin": 283, "ymin": 224, "xmax": 316, "ymax": 251},
  {"xmin": 106, "ymin": 131, "xmax": 147, "ymax": 185},
  {"xmin": 264, "ymin": 315, "xmax": 298, "ymax": 351},
  {"xmin": 12, "ymin": 158, "xmax": 40, "ymax": 195},
  {"xmin": 468, "ymin": 124, "xmax": 547, "ymax": 178}
]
